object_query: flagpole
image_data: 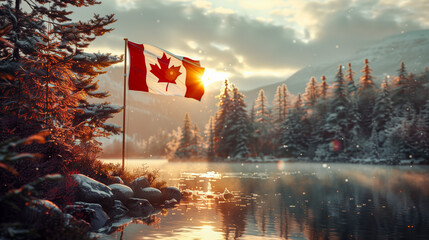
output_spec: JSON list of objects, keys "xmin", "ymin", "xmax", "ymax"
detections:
[{"xmin": 122, "ymin": 38, "xmax": 128, "ymax": 172}]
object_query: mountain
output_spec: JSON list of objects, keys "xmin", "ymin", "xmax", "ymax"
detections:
[{"xmin": 244, "ymin": 29, "xmax": 429, "ymax": 102}]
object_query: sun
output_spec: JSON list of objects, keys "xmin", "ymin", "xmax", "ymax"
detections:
[{"xmin": 201, "ymin": 68, "xmax": 230, "ymax": 87}]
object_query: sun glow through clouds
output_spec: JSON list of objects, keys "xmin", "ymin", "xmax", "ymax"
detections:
[{"xmin": 202, "ymin": 68, "xmax": 230, "ymax": 87}]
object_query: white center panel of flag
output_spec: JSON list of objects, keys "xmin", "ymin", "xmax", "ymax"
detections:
[{"xmin": 143, "ymin": 44, "xmax": 187, "ymax": 97}]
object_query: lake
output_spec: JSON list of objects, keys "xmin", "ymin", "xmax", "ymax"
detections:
[{"xmin": 101, "ymin": 159, "xmax": 429, "ymax": 240}]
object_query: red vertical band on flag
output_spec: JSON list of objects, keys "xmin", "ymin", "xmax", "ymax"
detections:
[
  {"xmin": 183, "ymin": 57, "xmax": 205, "ymax": 101},
  {"xmin": 128, "ymin": 42, "xmax": 148, "ymax": 92}
]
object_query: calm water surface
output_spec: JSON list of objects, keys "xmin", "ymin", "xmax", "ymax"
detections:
[{"xmin": 101, "ymin": 159, "xmax": 429, "ymax": 240}]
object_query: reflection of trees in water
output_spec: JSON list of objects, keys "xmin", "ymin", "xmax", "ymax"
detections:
[
  {"xmin": 179, "ymin": 168, "xmax": 429, "ymax": 239},
  {"xmin": 216, "ymin": 201, "xmax": 247, "ymax": 240}
]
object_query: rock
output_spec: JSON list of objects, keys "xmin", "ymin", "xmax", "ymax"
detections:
[
  {"xmin": 222, "ymin": 188, "xmax": 234, "ymax": 200},
  {"xmin": 131, "ymin": 176, "xmax": 151, "ymax": 197},
  {"xmin": 161, "ymin": 187, "xmax": 182, "ymax": 202},
  {"xmin": 135, "ymin": 187, "xmax": 163, "ymax": 204},
  {"xmin": 71, "ymin": 174, "xmax": 114, "ymax": 209},
  {"xmin": 131, "ymin": 176, "xmax": 150, "ymax": 190},
  {"xmin": 182, "ymin": 189, "xmax": 193, "ymax": 198},
  {"xmin": 64, "ymin": 213, "xmax": 91, "ymax": 231},
  {"xmin": 163, "ymin": 198, "xmax": 179, "ymax": 208},
  {"xmin": 108, "ymin": 200, "xmax": 128, "ymax": 219},
  {"xmin": 25, "ymin": 199, "xmax": 63, "ymax": 228},
  {"xmin": 112, "ymin": 176, "xmax": 124, "ymax": 184},
  {"xmin": 98, "ymin": 217, "xmax": 133, "ymax": 234},
  {"xmin": 124, "ymin": 198, "xmax": 154, "ymax": 217},
  {"xmin": 65, "ymin": 202, "xmax": 109, "ymax": 231},
  {"xmin": 108, "ymin": 184, "xmax": 133, "ymax": 203}
]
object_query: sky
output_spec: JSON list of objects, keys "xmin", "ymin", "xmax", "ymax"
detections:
[{"xmin": 73, "ymin": 0, "xmax": 429, "ymax": 90}]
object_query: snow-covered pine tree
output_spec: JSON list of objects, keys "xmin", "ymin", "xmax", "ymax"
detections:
[
  {"xmin": 391, "ymin": 61, "xmax": 412, "ymax": 116},
  {"xmin": 415, "ymin": 70, "xmax": 429, "ymax": 111},
  {"xmin": 175, "ymin": 113, "xmax": 194, "ymax": 158},
  {"xmin": 317, "ymin": 75, "xmax": 329, "ymax": 117},
  {"xmin": 253, "ymin": 89, "xmax": 273, "ymax": 156},
  {"xmin": 320, "ymin": 75, "xmax": 329, "ymax": 100},
  {"xmin": 315, "ymin": 65, "xmax": 349, "ymax": 162},
  {"xmin": 304, "ymin": 77, "xmax": 319, "ymax": 107},
  {"xmin": 273, "ymin": 85, "xmax": 284, "ymax": 126},
  {"xmin": 272, "ymin": 84, "xmax": 290, "ymax": 151},
  {"xmin": 421, "ymin": 100, "xmax": 429, "ymax": 161},
  {"xmin": 383, "ymin": 104, "xmax": 417, "ymax": 162},
  {"xmin": 281, "ymin": 84, "xmax": 289, "ymax": 120},
  {"xmin": 357, "ymin": 59, "xmax": 377, "ymax": 137},
  {"xmin": 254, "ymin": 89, "xmax": 269, "ymax": 123},
  {"xmin": 214, "ymin": 80, "xmax": 233, "ymax": 158},
  {"xmin": 346, "ymin": 62, "xmax": 357, "ymax": 97},
  {"xmin": 310, "ymin": 75, "xmax": 329, "ymax": 149},
  {"xmin": 228, "ymin": 86, "xmax": 250, "ymax": 158},
  {"xmin": 370, "ymin": 79, "xmax": 393, "ymax": 158},
  {"xmin": 279, "ymin": 94, "xmax": 309, "ymax": 158},
  {"xmin": 303, "ymin": 77, "xmax": 320, "ymax": 156},
  {"xmin": 0, "ymin": 0, "xmax": 121, "ymax": 178}
]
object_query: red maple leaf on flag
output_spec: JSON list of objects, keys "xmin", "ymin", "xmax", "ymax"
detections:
[{"xmin": 150, "ymin": 53, "xmax": 182, "ymax": 91}]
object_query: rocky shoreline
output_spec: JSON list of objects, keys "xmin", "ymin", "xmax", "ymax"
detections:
[{"xmin": 26, "ymin": 174, "xmax": 182, "ymax": 237}]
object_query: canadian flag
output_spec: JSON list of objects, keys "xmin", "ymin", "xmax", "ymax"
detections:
[{"xmin": 128, "ymin": 41, "xmax": 205, "ymax": 101}]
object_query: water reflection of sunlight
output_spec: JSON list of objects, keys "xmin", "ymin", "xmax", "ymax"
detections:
[
  {"xmin": 199, "ymin": 171, "xmax": 222, "ymax": 179},
  {"xmin": 199, "ymin": 225, "xmax": 223, "ymax": 239}
]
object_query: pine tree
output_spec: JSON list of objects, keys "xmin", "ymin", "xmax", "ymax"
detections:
[
  {"xmin": 175, "ymin": 113, "xmax": 194, "ymax": 158},
  {"xmin": 391, "ymin": 61, "xmax": 412, "ymax": 115},
  {"xmin": 272, "ymin": 84, "xmax": 290, "ymax": 151},
  {"xmin": 273, "ymin": 86, "xmax": 284, "ymax": 125},
  {"xmin": 279, "ymin": 94, "xmax": 309, "ymax": 158},
  {"xmin": 357, "ymin": 59, "xmax": 377, "ymax": 137},
  {"xmin": 0, "ymin": 0, "xmax": 121, "ymax": 178},
  {"xmin": 253, "ymin": 89, "xmax": 273, "ymax": 156},
  {"xmin": 228, "ymin": 86, "xmax": 250, "ymax": 158},
  {"xmin": 304, "ymin": 77, "xmax": 319, "ymax": 107},
  {"xmin": 281, "ymin": 84, "xmax": 289, "ymax": 120},
  {"xmin": 383, "ymin": 105, "xmax": 417, "ymax": 162},
  {"xmin": 421, "ymin": 100, "xmax": 429, "ymax": 161},
  {"xmin": 370, "ymin": 79, "xmax": 393, "ymax": 158},
  {"xmin": 317, "ymin": 75, "xmax": 329, "ymax": 118},
  {"xmin": 320, "ymin": 75, "xmax": 329, "ymax": 100},
  {"xmin": 214, "ymin": 80, "xmax": 232, "ymax": 158},
  {"xmin": 315, "ymin": 65, "xmax": 349, "ymax": 162},
  {"xmin": 346, "ymin": 62, "xmax": 357, "ymax": 97},
  {"xmin": 254, "ymin": 89, "xmax": 269, "ymax": 123}
]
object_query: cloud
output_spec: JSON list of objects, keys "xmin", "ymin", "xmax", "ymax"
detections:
[
  {"xmin": 192, "ymin": 0, "xmax": 212, "ymax": 9},
  {"xmin": 209, "ymin": 7, "xmax": 235, "ymax": 15}
]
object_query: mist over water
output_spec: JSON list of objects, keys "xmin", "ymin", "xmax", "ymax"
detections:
[{"xmin": 102, "ymin": 160, "xmax": 429, "ymax": 239}]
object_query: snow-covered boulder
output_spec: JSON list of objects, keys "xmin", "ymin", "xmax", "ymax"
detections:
[
  {"xmin": 66, "ymin": 202, "xmax": 109, "ymax": 231},
  {"xmin": 108, "ymin": 200, "xmax": 128, "ymax": 219},
  {"xmin": 161, "ymin": 187, "xmax": 182, "ymax": 202},
  {"xmin": 125, "ymin": 198, "xmax": 154, "ymax": 217},
  {"xmin": 135, "ymin": 187, "xmax": 163, "ymax": 204},
  {"xmin": 112, "ymin": 176, "xmax": 124, "ymax": 184},
  {"xmin": 71, "ymin": 174, "xmax": 114, "ymax": 208},
  {"xmin": 108, "ymin": 183, "xmax": 133, "ymax": 203},
  {"xmin": 131, "ymin": 176, "xmax": 150, "ymax": 192}
]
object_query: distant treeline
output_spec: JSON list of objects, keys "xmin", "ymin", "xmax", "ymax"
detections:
[{"xmin": 136, "ymin": 60, "xmax": 429, "ymax": 164}]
